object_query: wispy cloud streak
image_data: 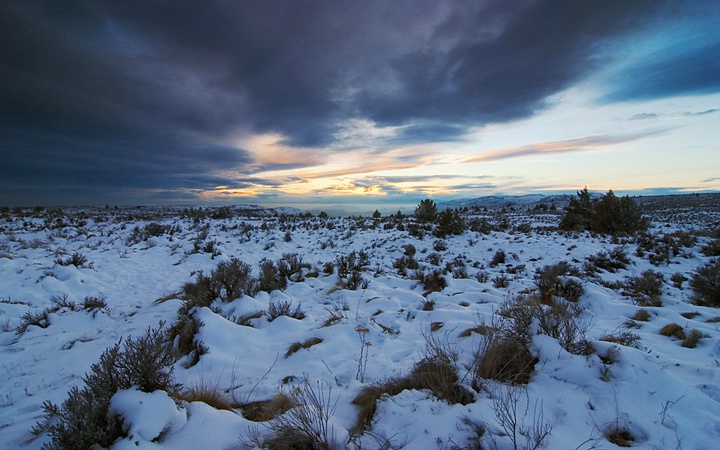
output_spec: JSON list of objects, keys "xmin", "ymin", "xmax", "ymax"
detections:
[{"xmin": 464, "ymin": 131, "xmax": 665, "ymax": 163}]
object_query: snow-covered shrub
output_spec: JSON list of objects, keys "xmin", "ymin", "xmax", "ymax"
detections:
[
  {"xmin": 690, "ymin": 258, "xmax": 720, "ymax": 307},
  {"xmin": 39, "ymin": 326, "xmax": 179, "ymax": 450}
]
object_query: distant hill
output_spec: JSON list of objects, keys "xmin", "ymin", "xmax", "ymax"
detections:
[{"xmin": 438, "ymin": 194, "xmax": 573, "ymax": 211}]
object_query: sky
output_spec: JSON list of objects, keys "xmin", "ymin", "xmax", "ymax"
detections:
[{"xmin": 1, "ymin": 0, "xmax": 719, "ymax": 210}]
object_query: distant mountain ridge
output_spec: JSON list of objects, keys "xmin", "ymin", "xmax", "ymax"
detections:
[{"xmin": 438, "ymin": 194, "xmax": 574, "ymax": 210}]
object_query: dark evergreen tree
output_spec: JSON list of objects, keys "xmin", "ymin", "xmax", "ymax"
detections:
[{"xmin": 415, "ymin": 199, "xmax": 438, "ymax": 222}]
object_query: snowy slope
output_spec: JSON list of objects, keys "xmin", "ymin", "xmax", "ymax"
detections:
[{"xmin": 1, "ymin": 204, "xmax": 719, "ymax": 449}]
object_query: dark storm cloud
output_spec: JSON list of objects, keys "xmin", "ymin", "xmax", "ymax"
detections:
[{"xmin": 1, "ymin": 0, "xmax": 716, "ymax": 205}]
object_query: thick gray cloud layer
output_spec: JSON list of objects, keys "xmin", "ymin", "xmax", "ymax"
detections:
[{"xmin": 1, "ymin": 0, "xmax": 718, "ymax": 205}]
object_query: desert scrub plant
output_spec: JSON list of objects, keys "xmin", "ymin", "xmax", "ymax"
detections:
[
  {"xmin": 179, "ymin": 378, "xmax": 235, "ymax": 411},
  {"xmin": 670, "ymin": 272, "xmax": 688, "ymax": 289},
  {"xmin": 584, "ymin": 247, "xmax": 630, "ymax": 273},
  {"xmin": 167, "ymin": 303, "xmax": 207, "ymax": 367},
  {"xmin": 632, "ymin": 309, "xmax": 652, "ymax": 322},
  {"xmin": 82, "ymin": 295, "xmax": 108, "ymax": 314},
  {"xmin": 278, "ymin": 252, "xmax": 311, "ymax": 282},
  {"xmin": 54, "ymin": 252, "xmax": 89, "ymax": 268},
  {"xmin": 39, "ymin": 325, "xmax": 179, "ymax": 450},
  {"xmin": 689, "ymin": 258, "xmax": 720, "ymax": 307},
  {"xmin": 257, "ymin": 258, "xmax": 287, "ymax": 293},
  {"xmin": 490, "ymin": 249, "xmax": 506, "ymax": 267},
  {"xmin": 486, "ymin": 385, "xmax": 553, "ymax": 450},
  {"xmin": 336, "ymin": 251, "xmax": 370, "ymax": 290},
  {"xmin": 267, "ymin": 299, "xmax": 306, "ymax": 321},
  {"xmin": 393, "ymin": 255, "xmax": 419, "ymax": 276},
  {"xmin": 622, "ymin": 270, "xmax": 664, "ymax": 306},
  {"xmin": 182, "ymin": 258, "xmax": 257, "ymax": 306},
  {"xmin": 534, "ymin": 261, "xmax": 584, "ymax": 303},
  {"xmin": 16, "ymin": 306, "xmax": 57, "ymax": 334},
  {"xmin": 418, "ymin": 269, "xmax": 447, "ymax": 294}
]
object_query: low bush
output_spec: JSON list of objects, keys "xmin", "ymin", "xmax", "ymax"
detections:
[
  {"xmin": 257, "ymin": 258, "xmax": 287, "ymax": 293},
  {"xmin": 534, "ymin": 261, "xmax": 584, "ymax": 303},
  {"xmin": 418, "ymin": 269, "xmax": 447, "ymax": 294},
  {"xmin": 278, "ymin": 253, "xmax": 310, "ymax": 282},
  {"xmin": 623, "ymin": 270, "xmax": 664, "ymax": 306},
  {"xmin": 39, "ymin": 326, "xmax": 179, "ymax": 450},
  {"xmin": 82, "ymin": 295, "xmax": 108, "ymax": 313},
  {"xmin": 490, "ymin": 249, "xmax": 506, "ymax": 267},
  {"xmin": 585, "ymin": 247, "xmax": 630, "ymax": 273},
  {"xmin": 690, "ymin": 258, "xmax": 720, "ymax": 307},
  {"xmin": 182, "ymin": 258, "xmax": 257, "ymax": 306},
  {"xmin": 268, "ymin": 300, "xmax": 306, "ymax": 321},
  {"xmin": 55, "ymin": 252, "xmax": 89, "ymax": 268}
]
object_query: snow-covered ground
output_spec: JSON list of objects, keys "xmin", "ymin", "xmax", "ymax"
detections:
[{"xmin": 1, "ymin": 204, "xmax": 719, "ymax": 449}]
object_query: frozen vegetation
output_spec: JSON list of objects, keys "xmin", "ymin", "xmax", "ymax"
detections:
[{"xmin": 0, "ymin": 193, "xmax": 719, "ymax": 449}]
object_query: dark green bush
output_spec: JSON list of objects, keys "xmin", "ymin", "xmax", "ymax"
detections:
[{"xmin": 414, "ymin": 199, "xmax": 438, "ymax": 223}]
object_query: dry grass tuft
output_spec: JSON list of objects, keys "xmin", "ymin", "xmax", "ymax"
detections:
[
  {"xmin": 632, "ymin": 309, "xmax": 652, "ymax": 322},
  {"xmin": 475, "ymin": 334, "xmax": 537, "ymax": 385},
  {"xmin": 241, "ymin": 393, "xmax": 294, "ymax": 422},
  {"xmin": 179, "ymin": 380, "xmax": 235, "ymax": 411},
  {"xmin": 682, "ymin": 329, "xmax": 704, "ymax": 348},
  {"xmin": 285, "ymin": 337, "xmax": 323, "ymax": 359},
  {"xmin": 351, "ymin": 355, "xmax": 473, "ymax": 435},
  {"xmin": 459, "ymin": 325, "xmax": 491, "ymax": 338},
  {"xmin": 599, "ymin": 331, "xmax": 640, "ymax": 348},
  {"xmin": 659, "ymin": 323, "xmax": 685, "ymax": 340},
  {"xmin": 606, "ymin": 427, "xmax": 634, "ymax": 447}
]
